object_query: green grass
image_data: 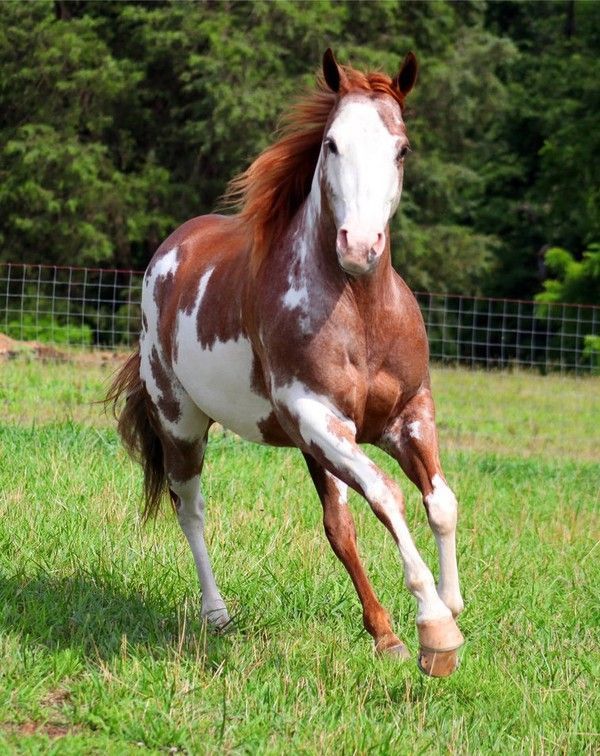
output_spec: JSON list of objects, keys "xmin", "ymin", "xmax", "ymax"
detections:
[{"xmin": 0, "ymin": 358, "xmax": 598, "ymax": 753}]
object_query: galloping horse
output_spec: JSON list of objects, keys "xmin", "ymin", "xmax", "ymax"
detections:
[{"xmin": 110, "ymin": 50, "xmax": 465, "ymax": 676}]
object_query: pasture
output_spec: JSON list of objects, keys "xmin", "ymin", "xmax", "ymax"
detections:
[{"xmin": 0, "ymin": 358, "xmax": 598, "ymax": 753}]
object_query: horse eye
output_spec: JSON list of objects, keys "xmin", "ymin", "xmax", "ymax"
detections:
[
  {"xmin": 325, "ymin": 138, "xmax": 339, "ymax": 155},
  {"xmin": 397, "ymin": 145, "xmax": 410, "ymax": 161}
]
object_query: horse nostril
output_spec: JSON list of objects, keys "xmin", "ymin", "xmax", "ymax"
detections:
[
  {"xmin": 337, "ymin": 228, "xmax": 349, "ymax": 253},
  {"xmin": 367, "ymin": 248, "xmax": 377, "ymax": 263}
]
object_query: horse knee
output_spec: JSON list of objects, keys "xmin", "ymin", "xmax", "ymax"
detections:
[{"xmin": 425, "ymin": 475, "xmax": 457, "ymax": 536}]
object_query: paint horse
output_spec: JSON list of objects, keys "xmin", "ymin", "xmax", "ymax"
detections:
[{"xmin": 110, "ymin": 50, "xmax": 465, "ymax": 676}]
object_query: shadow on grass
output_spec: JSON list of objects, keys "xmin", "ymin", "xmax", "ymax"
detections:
[{"xmin": 0, "ymin": 571, "xmax": 231, "ymax": 662}]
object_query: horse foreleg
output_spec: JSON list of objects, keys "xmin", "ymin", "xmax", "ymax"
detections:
[
  {"xmin": 303, "ymin": 454, "xmax": 409, "ymax": 657},
  {"xmin": 380, "ymin": 387, "xmax": 464, "ymax": 620},
  {"xmin": 275, "ymin": 387, "xmax": 462, "ymax": 675}
]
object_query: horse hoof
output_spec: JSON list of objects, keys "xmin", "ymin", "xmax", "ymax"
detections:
[
  {"xmin": 418, "ymin": 648, "xmax": 459, "ymax": 677},
  {"xmin": 417, "ymin": 616, "xmax": 464, "ymax": 677},
  {"xmin": 375, "ymin": 635, "xmax": 411, "ymax": 660},
  {"xmin": 417, "ymin": 616, "xmax": 464, "ymax": 651},
  {"xmin": 384, "ymin": 643, "xmax": 411, "ymax": 660},
  {"xmin": 202, "ymin": 606, "xmax": 232, "ymax": 633}
]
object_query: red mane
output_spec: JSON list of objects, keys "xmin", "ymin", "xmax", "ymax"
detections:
[{"xmin": 224, "ymin": 65, "xmax": 407, "ymax": 274}]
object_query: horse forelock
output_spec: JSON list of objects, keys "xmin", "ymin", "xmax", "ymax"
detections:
[{"xmin": 223, "ymin": 65, "xmax": 406, "ymax": 275}]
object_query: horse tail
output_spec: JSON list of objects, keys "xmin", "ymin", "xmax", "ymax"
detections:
[{"xmin": 106, "ymin": 350, "xmax": 167, "ymax": 521}]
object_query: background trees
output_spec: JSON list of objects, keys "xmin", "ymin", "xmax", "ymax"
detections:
[{"xmin": 0, "ymin": 0, "xmax": 598, "ymax": 302}]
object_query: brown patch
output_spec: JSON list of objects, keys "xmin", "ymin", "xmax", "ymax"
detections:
[
  {"xmin": 373, "ymin": 95, "xmax": 407, "ymax": 138},
  {"xmin": 380, "ymin": 386, "xmax": 442, "ymax": 497},
  {"xmin": 143, "ymin": 216, "xmax": 249, "ymax": 363},
  {"xmin": 256, "ymin": 411, "xmax": 292, "ymax": 446},
  {"xmin": 4, "ymin": 721, "xmax": 78, "ymax": 738},
  {"xmin": 196, "ymin": 248, "xmax": 248, "ymax": 350},
  {"xmin": 149, "ymin": 345, "xmax": 181, "ymax": 423},
  {"xmin": 162, "ymin": 429, "xmax": 206, "ymax": 484}
]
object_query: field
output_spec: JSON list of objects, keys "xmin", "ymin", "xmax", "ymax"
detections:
[{"xmin": 0, "ymin": 358, "xmax": 598, "ymax": 754}]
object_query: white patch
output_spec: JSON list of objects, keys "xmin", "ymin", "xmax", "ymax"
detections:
[
  {"xmin": 172, "ymin": 269, "xmax": 273, "ymax": 443},
  {"xmin": 154, "ymin": 247, "xmax": 179, "ymax": 278},
  {"xmin": 282, "ymin": 285, "xmax": 309, "ymax": 311},
  {"xmin": 195, "ymin": 265, "xmax": 215, "ymax": 310},
  {"xmin": 425, "ymin": 474, "xmax": 463, "ymax": 617},
  {"xmin": 425, "ymin": 474, "xmax": 457, "ymax": 535},
  {"xmin": 326, "ymin": 471, "xmax": 348, "ymax": 504},
  {"xmin": 281, "ymin": 208, "xmax": 316, "ymax": 334},
  {"xmin": 324, "ymin": 98, "xmax": 403, "ymax": 237},
  {"xmin": 272, "ymin": 379, "xmax": 356, "ymax": 466},
  {"xmin": 140, "ymin": 247, "xmax": 192, "ymax": 437},
  {"xmin": 407, "ymin": 420, "xmax": 422, "ymax": 441}
]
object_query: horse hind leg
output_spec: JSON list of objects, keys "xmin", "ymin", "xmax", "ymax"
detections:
[
  {"xmin": 136, "ymin": 348, "xmax": 230, "ymax": 630},
  {"xmin": 161, "ymin": 405, "xmax": 231, "ymax": 631}
]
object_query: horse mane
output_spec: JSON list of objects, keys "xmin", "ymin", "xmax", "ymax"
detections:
[{"xmin": 223, "ymin": 65, "xmax": 407, "ymax": 274}]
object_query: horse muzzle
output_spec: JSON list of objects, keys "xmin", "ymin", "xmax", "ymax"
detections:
[{"xmin": 336, "ymin": 227, "xmax": 385, "ymax": 276}]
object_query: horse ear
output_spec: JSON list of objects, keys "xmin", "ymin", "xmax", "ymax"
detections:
[
  {"xmin": 393, "ymin": 51, "xmax": 418, "ymax": 97},
  {"xmin": 323, "ymin": 48, "xmax": 343, "ymax": 93}
]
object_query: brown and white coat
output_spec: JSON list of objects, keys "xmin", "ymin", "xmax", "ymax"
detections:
[{"xmin": 111, "ymin": 50, "xmax": 465, "ymax": 677}]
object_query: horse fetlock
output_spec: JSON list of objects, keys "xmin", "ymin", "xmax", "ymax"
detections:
[{"xmin": 438, "ymin": 584, "xmax": 464, "ymax": 618}]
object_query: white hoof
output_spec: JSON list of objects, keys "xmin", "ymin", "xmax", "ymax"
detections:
[{"xmin": 201, "ymin": 603, "xmax": 231, "ymax": 630}]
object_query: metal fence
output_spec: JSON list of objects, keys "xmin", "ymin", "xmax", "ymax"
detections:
[{"xmin": 1, "ymin": 262, "xmax": 598, "ymax": 373}]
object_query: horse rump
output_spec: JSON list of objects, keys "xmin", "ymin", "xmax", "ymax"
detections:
[{"xmin": 106, "ymin": 350, "xmax": 167, "ymax": 521}]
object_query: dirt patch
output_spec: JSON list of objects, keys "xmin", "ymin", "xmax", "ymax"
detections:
[
  {"xmin": 0, "ymin": 333, "xmax": 66, "ymax": 362},
  {"xmin": 1, "ymin": 687, "xmax": 81, "ymax": 740},
  {"xmin": 2, "ymin": 721, "xmax": 80, "ymax": 739},
  {"xmin": 41, "ymin": 688, "xmax": 72, "ymax": 709},
  {"xmin": 0, "ymin": 332, "xmax": 128, "ymax": 365}
]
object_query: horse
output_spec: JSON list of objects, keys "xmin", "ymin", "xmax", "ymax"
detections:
[{"xmin": 109, "ymin": 49, "xmax": 465, "ymax": 677}]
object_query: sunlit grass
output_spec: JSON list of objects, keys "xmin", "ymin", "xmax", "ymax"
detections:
[{"xmin": 0, "ymin": 358, "xmax": 598, "ymax": 752}]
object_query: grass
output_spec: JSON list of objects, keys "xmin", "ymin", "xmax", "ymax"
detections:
[{"xmin": 0, "ymin": 357, "xmax": 598, "ymax": 753}]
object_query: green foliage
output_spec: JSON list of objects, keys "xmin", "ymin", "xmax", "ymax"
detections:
[
  {"xmin": 480, "ymin": 0, "xmax": 600, "ymax": 297},
  {"xmin": 536, "ymin": 244, "xmax": 600, "ymax": 305},
  {"xmin": 0, "ymin": 1, "xmax": 598, "ymax": 299},
  {"xmin": 583, "ymin": 335, "xmax": 600, "ymax": 369},
  {"xmin": 4, "ymin": 314, "xmax": 92, "ymax": 345}
]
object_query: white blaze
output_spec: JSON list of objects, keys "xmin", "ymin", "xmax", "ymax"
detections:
[{"xmin": 324, "ymin": 99, "xmax": 404, "ymax": 237}]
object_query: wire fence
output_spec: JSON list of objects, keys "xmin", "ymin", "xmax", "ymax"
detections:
[{"xmin": 1, "ymin": 262, "xmax": 598, "ymax": 373}]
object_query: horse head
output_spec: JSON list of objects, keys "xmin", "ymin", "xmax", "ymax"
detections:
[{"xmin": 320, "ymin": 49, "xmax": 418, "ymax": 276}]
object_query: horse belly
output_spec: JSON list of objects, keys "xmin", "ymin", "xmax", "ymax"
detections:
[{"xmin": 173, "ymin": 317, "xmax": 272, "ymax": 444}]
